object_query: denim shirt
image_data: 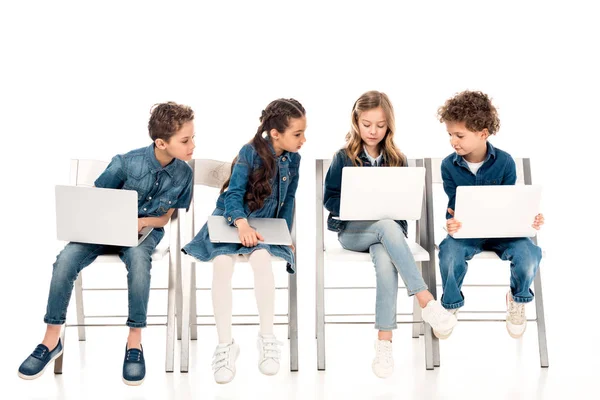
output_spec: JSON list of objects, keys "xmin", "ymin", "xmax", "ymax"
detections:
[
  {"xmin": 94, "ymin": 144, "xmax": 193, "ymax": 222},
  {"xmin": 441, "ymin": 141, "xmax": 516, "ymax": 219},
  {"xmin": 216, "ymin": 143, "xmax": 300, "ymax": 230},
  {"xmin": 323, "ymin": 148, "xmax": 408, "ymax": 237}
]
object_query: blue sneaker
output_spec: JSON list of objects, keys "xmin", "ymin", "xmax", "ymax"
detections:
[
  {"xmin": 122, "ymin": 345, "xmax": 145, "ymax": 386},
  {"xmin": 18, "ymin": 339, "xmax": 63, "ymax": 380}
]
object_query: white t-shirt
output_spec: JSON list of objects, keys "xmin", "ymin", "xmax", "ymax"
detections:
[{"xmin": 466, "ymin": 160, "xmax": 484, "ymax": 175}]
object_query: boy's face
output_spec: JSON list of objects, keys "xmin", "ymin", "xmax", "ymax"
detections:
[
  {"xmin": 445, "ymin": 121, "xmax": 488, "ymax": 157},
  {"xmin": 271, "ymin": 116, "xmax": 307, "ymax": 154},
  {"xmin": 358, "ymin": 107, "xmax": 388, "ymax": 150},
  {"xmin": 159, "ymin": 121, "xmax": 195, "ymax": 161}
]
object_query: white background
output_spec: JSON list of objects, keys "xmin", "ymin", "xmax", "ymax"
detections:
[{"xmin": 1, "ymin": 1, "xmax": 599, "ymax": 399}]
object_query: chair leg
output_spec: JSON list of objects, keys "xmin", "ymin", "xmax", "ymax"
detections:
[
  {"xmin": 54, "ymin": 327, "xmax": 66, "ymax": 374},
  {"xmin": 190, "ymin": 263, "xmax": 198, "ymax": 341},
  {"xmin": 533, "ymin": 268, "xmax": 549, "ymax": 367},
  {"xmin": 176, "ymin": 255, "xmax": 183, "ymax": 341},
  {"xmin": 412, "ymin": 295, "xmax": 422, "ymax": 338},
  {"xmin": 424, "ymin": 323, "xmax": 434, "ymax": 370},
  {"xmin": 316, "ymin": 252, "xmax": 326, "ymax": 371},
  {"xmin": 165, "ymin": 253, "xmax": 177, "ymax": 372},
  {"xmin": 180, "ymin": 258, "xmax": 193, "ymax": 372},
  {"xmin": 289, "ymin": 273, "xmax": 299, "ymax": 372},
  {"xmin": 74, "ymin": 275, "xmax": 86, "ymax": 341}
]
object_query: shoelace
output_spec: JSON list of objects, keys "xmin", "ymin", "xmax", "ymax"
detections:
[
  {"xmin": 508, "ymin": 300, "xmax": 525, "ymax": 324},
  {"xmin": 126, "ymin": 349, "xmax": 142, "ymax": 363},
  {"xmin": 376, "ymin": 341, "xmax": 393, "ymax": 365},
  {"xmin": 260, "ymin": 337, "xmax": 282, "ymax": 360},
  {"xmin": 31, "ymin": 345, "xmax": 48, "ymax": 360},
  {"xmin": 212, "ymin": 346, "xmax": 231, "ymax": 371}
]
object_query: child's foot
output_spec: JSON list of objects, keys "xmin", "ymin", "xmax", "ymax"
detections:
[
  {"xmin": 422, "ymin": 300, "xmax": 458, "ymax": 337},
  {"xmin": 256, "ymin": 333, "xmax": 282, "ymax": 376},
  {"xmin": 18, "ymin": 339, "xmax": 63, "ymax": 380},
  {"xmin": 122, "ymin": 345, "xmax": 146, "ymax": 386},
  {"xmin": 372, "ymin": 339, "xmax": 394, "ymax": 378},
  {"xmin": 506, "ymin": 291, "xmax": 527, "ymax": 338},
  {"xmin": 212, "ymin": 341, "xmax": 239, "ymax": 384},
  {"xmin": 433, "ymin": 308, "xmax": 460, "ymax": 339}
]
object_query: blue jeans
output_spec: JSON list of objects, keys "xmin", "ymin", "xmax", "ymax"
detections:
[
  {"xmin": 338, "ymin": 220, "xmax": 428, "ymax": 330},
  {"xmin": 44, "ymin": 230, "xmax": 163, "ymax": 328},
  {"xmin": 438, "ymin": 235, "xmax": 542, "ymax": 309}
]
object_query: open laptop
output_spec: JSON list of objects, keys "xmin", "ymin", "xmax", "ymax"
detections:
[
  {"xmin": 55, "ymin": 185, "xmax": 153, "ymax": 247},
  {"xmin": 339, "ymin": 167, "xmax": 425, "ymax": 221},
  {"xmin": 207, "ymin": 216, "xmax": 292, "ymax": 245},
  {"xmin": 451, "ymin": 185, "xmax": 542, "ymax": 239}
]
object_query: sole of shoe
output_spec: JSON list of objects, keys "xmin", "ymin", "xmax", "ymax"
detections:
[
  {"xmin": 506, "ymin": 323, "xmax": 527, "ymax": 339},
  {"xmin": 122, "ymin": 377, "xmax": 145, "ymax": 386},
  {"xmin": 17, "ymin": 349, "xmax": 64, "ymax": 380},
  {"xmin": 433, "ymin": 328, "xmax": 453, "ymax": 340}
]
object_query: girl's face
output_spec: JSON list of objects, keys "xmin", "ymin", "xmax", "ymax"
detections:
[
  {"xmin": 159, "ymin": 121, "xmax": 196, "ymax": 161},
  {"xmin": 358, "ymin": 107, "xmax": 387, "ymax": 150},
  {"xmin": 271, "ymin": 116, "xmax": 307, "ymax": 155}
]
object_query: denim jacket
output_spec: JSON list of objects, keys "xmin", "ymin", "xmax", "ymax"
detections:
[
  {"xmin": 323, "ymin": 148, "xmax": 408, "ymax": 237},
  {"xmin": 441, "ymin": 141, "xmax": 516, "ymax": 219},
  {"xmin": 94, "ymin": 144, "xmax": 193, "ymax": 223},
  {"xmin": 216, "ymin": 143, "xmax": 300, "ymax": 230}
]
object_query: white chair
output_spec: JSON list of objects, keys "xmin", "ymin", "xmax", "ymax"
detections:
[
  {"xmin": 54, "ymin": 159, "xmax": 183, "ymax": 374},
  {"xmin": 179, "ymin": 159, "xmax": 299, "ymax": 372},
  {"xmin": 423, "ymin": 157, "xmax": 549, "ymax": 367},
  {"xmin": 315, "ymin": 158, "xmax": 438, "ymax": 371}
]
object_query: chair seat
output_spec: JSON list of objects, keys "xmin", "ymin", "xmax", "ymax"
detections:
[
  {"xmin": 324, "ymin": 235, "xmax": 430, "ymax": 262},
  {"xmin": 182, "ymin": 253, "xmax": 287, "ymax": 264},
  {"xmin": 434, "ymin": 245, "xmax": 546, "ymax": 260},
  {"xmin": 93, "ymin": 243, "xmax": 170, "ymax": 263}
]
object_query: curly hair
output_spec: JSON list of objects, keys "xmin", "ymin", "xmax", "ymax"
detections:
[
  {"xmin": 437, "ymin": 91, "xmax": 500, "ymax": 135},
  {"xmin": 148, "ymin": 102, "xmax": 195, "ymax": 142},
  {"xmin": 345, "ymin": 90, "xmax": 406, "ymax": 166},
  {"xmin": 221, "ymin": 98, "xmax": 306, "ymax": 212}
]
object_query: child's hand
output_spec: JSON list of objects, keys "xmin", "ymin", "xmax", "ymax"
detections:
[
  {"xmin": 532, "ymin": 213, "xmax": 544, "ymax": 230},
  {"xmin": 236, "ymin": 219, "xmax": 264, "ymax": 247},
  {"xmin": 289, "ymin": 244, "xmax": 295, "ymax": 252},
  {"xmin": 446, "ymin": 208, "xmax": 462, "ymax": 235},
  {"xmin": 138, "ymin": 218, "xmax": 148, "ymax": 233}
]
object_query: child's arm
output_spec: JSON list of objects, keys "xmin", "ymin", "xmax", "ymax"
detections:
[
  {"xmin": 138, "ymin": 209, "xmax": 175, "ymax": 232},
  {"xmin": 94, "ymin": 155, "xmax": 126, "ymax": 189},
  {"xmin": 503, "ymin": 156, "xmax": 517, "ymax": 185},
  {"xmin": 323, "ymin": 151, "xmax": 344, "ymax": 216},
  {"xmin": 279, "ymin": 156, "xmax": 300, "ymax": 231},
  {"xmin": 441, "ymin": 162, "xmax": 457, "ymax": 220},
  {"xmin": 224, "ymin": 145, "xmax": 254, "ymax": 226}
]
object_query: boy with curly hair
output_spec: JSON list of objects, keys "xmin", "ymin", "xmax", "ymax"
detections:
[
  {"xmin": 434, "ymin": 90, "xmax": 544, "ymax": 340},
  {"xmin": 18, "ymin": 102, "xmax": 195, "ymax": 385}
]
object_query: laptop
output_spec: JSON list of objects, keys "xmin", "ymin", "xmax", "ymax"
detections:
[
  {"xmin": 339, "ymin": 166, "xmax": 425, "ymax": 220},
  {"xmin": 207, "ymin": 216, "xmax": 292, "ymax": 245},
  {"xmin": 451, "ymin": 185, "xmax": 542, "ymax": 239},
  {"xmin": 55, "ymin": 185, "xmax": 153, "ymax": 247}
]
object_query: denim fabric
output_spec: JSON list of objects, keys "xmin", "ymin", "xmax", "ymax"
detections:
[
  {"xmin": 438, "ymin": 236, "xmax": 542, "ymax": 308},
  {"xmin": 44, "ymin": 229, "xmax": 164, "ymax": 328},
  {"xmin": 95, "ymin": 144, "xmax": 193, "ymax": 220},
  {"xmin": 438, "ymin": 142, "xmax": 542, "ymax": 308},
  {"xmin": 182, "ymin": 143, "xmax": 300, "ymax": 273},
  {"xmin": 323, "ymin": 148, "xmax": 408, "ymax": 236},
  {"xmin": 441, "ymin": 142, "xmax": 516, "ymax": 219},
  {"xmin": 338, "ymin": 220, "xmax": 428, "ymax": 330}
]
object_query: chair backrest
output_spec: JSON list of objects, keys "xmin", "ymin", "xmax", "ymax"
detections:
[{"xmin": 70, "ymin": 159, "xmax": 110, "ymax": 186}]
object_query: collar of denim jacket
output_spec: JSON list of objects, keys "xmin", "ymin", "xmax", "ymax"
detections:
[
  {"xmin": 267, "ymin": 141, "xmax": 290, "ymax": 161},
  {"xmin": 145, "ymin": 143, "xmax": 176, "ymax": 177},
  {"xmin": 452, "ymin": 140, "xmax": 497, "ymax": 167}
]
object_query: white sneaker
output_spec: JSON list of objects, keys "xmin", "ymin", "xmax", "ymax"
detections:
[
  {"xmin": 506, "ymin": 291, "xmax": 527, "ymax": 338},
  {"xmin": 372, "ymin": 340, "xmax": 394, "ymax": 378},
  {"xmin": 256, "ymin": 334, "xmax": 282, "ymax": 376},
  {"xmin": 212, "ymin": 341, "xmax": 239, "ymax": 384},
  {"xmin": 433, "ymin": 308, "xmax": 459, "ymax": 339},
  {"xmin": 422, "ymin": 300, "xmax": 458, "ymax": 339}
]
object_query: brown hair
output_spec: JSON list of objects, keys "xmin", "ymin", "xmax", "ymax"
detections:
[
  {"xmin": 221, "ymin": 98, "xmax": 305, "ymax": 212},
  {"xmin": 345, "ymin": 90, "xmax": 406, "ymax": 166},
  {"xmin": 437, "ymin": 90, "xmax": 500, "ymax": 135},
  {"xmin": 148, "ymin": 102, "xmax": 195, "ymax": 142}
]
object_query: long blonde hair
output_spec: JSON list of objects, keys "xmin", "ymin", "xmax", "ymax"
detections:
[{"xmin": 344, "ymin": 90, "xmax": 406, "ymax": 166}]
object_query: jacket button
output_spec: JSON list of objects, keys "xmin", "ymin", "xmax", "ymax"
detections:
[
  {"xmin": 282, "ymin": 157, "xmax": 287, "ymax": 161},
  {"xmin": 148, "ymin": 196, "xmax": 152, "ymax": 200},
  {"xmin": 282, "ymin": 176, "xmax": 287, "ymax": 181},
  {"xmin": 168, "ymin": 201, "xmax": 172, "ymax": 204},
  {"xmin": 227, "ymin": 217, "xmax": 232, "ymax": 221},
  {"xmin": 143, "ymin": 208, "xmax": 147, "ymax": 211},
  {"xmin": 281, "ymin": 202, "xmax": 284, "ymax": 207}
]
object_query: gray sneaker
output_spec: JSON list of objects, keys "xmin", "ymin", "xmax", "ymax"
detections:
[{"xmin": 506, "ymin": 291, "xmax": 527, "ymax": 338}]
